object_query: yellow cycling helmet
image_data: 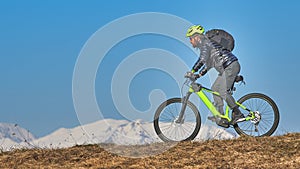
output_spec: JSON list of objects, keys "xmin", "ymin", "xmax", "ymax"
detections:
[{"xmin": 186, "ymin": 25, "xmax": 205, "ymax": 37}]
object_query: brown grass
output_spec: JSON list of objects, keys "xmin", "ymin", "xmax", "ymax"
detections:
[{"xmin": 0, "ymin": 133, "xmax": 299, "ymax": 169}]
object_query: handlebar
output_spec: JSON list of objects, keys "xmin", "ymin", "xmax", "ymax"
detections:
[{"xmin": 184, "ymin": 71, "xmax": 200, "ymax": 82}]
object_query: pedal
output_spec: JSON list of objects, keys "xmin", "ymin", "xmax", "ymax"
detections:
[
  {"xmin": 207, "ymin": 116, "xmax": 217, "ymax": 122},
  {"xmin": 216, "ymin": 118, "xmax": 230, "ymax": 128}
]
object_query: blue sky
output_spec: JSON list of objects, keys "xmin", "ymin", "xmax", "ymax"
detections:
[{"xmin": 1, "ymin": 0, "xmax": 300, "ymax": 137}]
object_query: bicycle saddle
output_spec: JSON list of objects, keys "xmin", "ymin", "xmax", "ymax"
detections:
[
  {"xmin": 229, "ymin": 75, "xmax": 245, "ymax": 94},
  {"xmin": 234, "ymin": 75, "xmax": 244, "ymax": 83}
]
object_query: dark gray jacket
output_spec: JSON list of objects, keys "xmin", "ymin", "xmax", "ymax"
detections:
[{"xmin": 192, "ymin": 35, "xmax": 238, "ymax": 75}]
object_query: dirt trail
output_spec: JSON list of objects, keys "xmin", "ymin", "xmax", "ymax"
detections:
[{"xmin": 0, "ymin": 133, "xmax": 299, "ymax": 169}]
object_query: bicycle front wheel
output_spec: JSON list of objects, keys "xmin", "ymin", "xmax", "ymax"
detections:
[
  {"xmin": 234, "ymin": 93, "xmax": 280, "ymax": 137},
  {"xmin": 154, "ymin": 98, "xmax": 201, "ymax": 142}
]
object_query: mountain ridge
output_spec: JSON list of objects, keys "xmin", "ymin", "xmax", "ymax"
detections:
[{"xmin": 1, "ymin": 119, "xmax": 234, "ymax": 151}]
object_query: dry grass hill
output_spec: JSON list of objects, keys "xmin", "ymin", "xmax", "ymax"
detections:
[{"xmin": 0, "ymin": 133, "xmax": 299, "ymax": 169}]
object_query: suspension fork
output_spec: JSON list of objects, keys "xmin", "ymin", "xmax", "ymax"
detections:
[{"xmin": 176, "ymin": 91, "xmax": 192, "ymax": 123}]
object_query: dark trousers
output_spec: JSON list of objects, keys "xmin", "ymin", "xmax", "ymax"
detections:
[{"xmin": 211, "ymin": 61, "xmax": 240, "ymax": 114}]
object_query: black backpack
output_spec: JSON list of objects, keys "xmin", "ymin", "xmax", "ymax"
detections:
[{"xmin": 205, "ymin": 29, "xmax": 235, "ymax": 52}]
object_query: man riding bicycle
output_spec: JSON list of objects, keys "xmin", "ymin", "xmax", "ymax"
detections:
[{"xmin": 186, "ymin": 25, "xmax": 245, "ymax": 126}]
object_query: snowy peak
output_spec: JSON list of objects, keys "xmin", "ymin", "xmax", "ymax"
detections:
[
  {"xmin": 33, "ymin": 119, "xmax": 234, "ymax": 149},
  {"xmin": 103, "ymin": 119, "xmax": 157, "ymax": 145},
  {"xmin": 0, "ymin": 123, "xmax": 36, "ymax": 143},
  {"xmin": 0, "ymin": 123, "xmax": 36, "ymax": 151}
]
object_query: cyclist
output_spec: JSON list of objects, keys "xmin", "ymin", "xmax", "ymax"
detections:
[{"xmin": 186, "ymin": 25, "xmax": 245, "ymax": 125}]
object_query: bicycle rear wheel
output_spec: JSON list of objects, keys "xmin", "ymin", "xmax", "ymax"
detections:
[
  {"xmin": 154, "ymin": 98, "xmax": 201, "ymax": 142},
  {"xmin": 234, "ymin": 93, "xmax": 279, "ymax": 137}
]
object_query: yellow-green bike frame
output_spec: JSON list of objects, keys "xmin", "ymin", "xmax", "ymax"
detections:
[{"xmin": 176, "ymin": 82, "xmax": 255, "ymax": 124}]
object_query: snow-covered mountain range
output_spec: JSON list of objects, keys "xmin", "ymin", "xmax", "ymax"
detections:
[
  {"xmin": 0, "ymin": 123, "xmax": 36, "ymax": 151},
  {"xmin": 0, "ymin": 119, "xmax": 235, "ymax": 151}
]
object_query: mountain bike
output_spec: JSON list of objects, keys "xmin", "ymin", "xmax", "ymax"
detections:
[{"xmin": 153, "ymin": 72, "xmax": 280, "ymax": 142}]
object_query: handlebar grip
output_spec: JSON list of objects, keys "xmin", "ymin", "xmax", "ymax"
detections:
[{"xmin": 184, "ymin": 72, "xmax": 200, "ymax": 80}]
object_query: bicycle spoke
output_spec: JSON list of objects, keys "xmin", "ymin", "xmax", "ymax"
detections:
[
  {"xmin": 166, "ymin": 105, "xmax": 177, "ymax": 118},
  {"xmin": 234, "ymin": 93, "xmax": 279, "ymax": 137},
  {"xmin": 159, "ymin": 113, "xmax": 173, "ymax": 122},
  {"xmin": 155, "ymin": 99, "xmax": 200, "ymax": 141}
]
